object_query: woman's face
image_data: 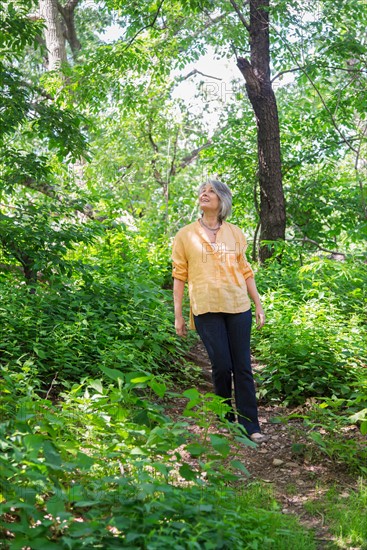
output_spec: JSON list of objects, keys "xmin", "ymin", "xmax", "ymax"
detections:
[{"xmin": 199, "ymin": 184, "xmax": 220, "ymax": 215}]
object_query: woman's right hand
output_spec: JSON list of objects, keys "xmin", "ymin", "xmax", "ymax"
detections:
[{"xmin": 175, "ymin": 316, "xmax": 187, "ymax": 337}]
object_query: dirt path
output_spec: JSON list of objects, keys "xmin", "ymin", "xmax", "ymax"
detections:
[{"xmin": 166, "ymin": 342, "xmax": 359, "ymax": 549}]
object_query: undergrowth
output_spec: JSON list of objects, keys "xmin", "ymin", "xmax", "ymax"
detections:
[
  {"xmin": 304, "ymin": 480, "xmax": 367, "ymax": 549},
  {"xmin": 254, "ymin": 252, "xmax": 366, "ymax": 404},
  {"xmin": 1, "ymin": 230, "xmax": 366, "ymax": 547},
  {"xmin": 0, "ymin": 228, "xmax": 194, "ymax": 384},
  {"xmin": 253, "ymin": 249, "xmax": 367, "ymax": 474},
  {"xmin": 0, "ymin": 366, "xmax": 315, "ymax": 549}
]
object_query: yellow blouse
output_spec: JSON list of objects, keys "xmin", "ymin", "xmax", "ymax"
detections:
[{"xmin": 172, "ymin": 220, "xmax": 254, "ymax": 328}]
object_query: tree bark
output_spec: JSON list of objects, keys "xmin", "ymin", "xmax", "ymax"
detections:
[
  {"xmin": 58, "ymin": 0, "xmax": 81, "ymax": 57},
  {"xmin": 234, "ymin": 0, "xmax": 286, "ymax": 262},
  {"xmin": 39, "ymin": 0, "xmax": 67, "ymax": 70}
]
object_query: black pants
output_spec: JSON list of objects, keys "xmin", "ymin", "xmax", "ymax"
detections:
[{"xmin": 194, "ymin": 310, "xmax": 260, "ymax": 435}]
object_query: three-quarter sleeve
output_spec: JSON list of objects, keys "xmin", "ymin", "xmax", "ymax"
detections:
[
  {"xmin": 172, "ymin": 233, "xmax": 188, "ymax": 282},
  {"xmin": 238, "ymin": 230, "xmax": 254, "ymax": 280}
]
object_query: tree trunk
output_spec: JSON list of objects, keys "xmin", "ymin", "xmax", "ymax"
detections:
[
  {"xmin": 235, "ymin": 0, "xmax": 286, "ymax": 262},
  {"xmin": 39, "ymin": 0, "xmax": 67, "ymax": 70},
  {"xmin": 58, "ymin": 0, "xmax": 82, "ymax": 58}
]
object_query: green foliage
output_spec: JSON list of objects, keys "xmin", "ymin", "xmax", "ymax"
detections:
[
  {"xmin": 1, "ymin": 0, "xmax": 367, "ymax": 545},
  {"xmin": 304, "ymin": 481, "xmax": 367, "ymax": 549},
  {"xmin": 249, "ymin": 247, "xmax": 366, "ymax": 473},
  {"xmin": 0, "ymin": 0, "xmax": 93, "ymax": 285},
  {"xmin": 0, "ymin": 228, "xmax": 188, "ymax": 381},
  {"xmin": 0, "ymin": 0, "xmax": 44, "ymax": 61},
  {"xmin": 0, "ymin": 368, "xmax": 315, "ymax": 549},
  {"xmin": 253, "ymin": 252, "xmax": 366, "ymax": 405},
  {"xmin": 0, "ymin": 13, "xmax": 88, "ymax": 184},
  {"xmin": 79, "ymin": 72, "xmax": 208, "ymax": 236},
  {"xmin": 296, "ymin": 375, "xmax": 367, "ymax": 474},
  {"xmin": 0, "ymin": 200, "xmax": 97, "ymax": 283}
]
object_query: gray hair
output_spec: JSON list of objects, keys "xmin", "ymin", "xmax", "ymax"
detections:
[{"xmin": 198, "ymin": 179, "xmax": 232, "ymax": 221}]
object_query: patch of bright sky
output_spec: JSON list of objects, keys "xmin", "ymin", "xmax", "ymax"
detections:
[
  {"xmin": 99, "ymin": 26, "xmax": 293, "ymax": 134},
  {"xmin": 170, "ymin": 49, "xmax": 243, "ymax": 134},
  {"xmin": 99, "ymin": 24, "xmax": 241, "ymax": 131},
  {"xmin": 170, "ymin": 47, "xmax": 295, "ymax": 134},
  {"xmin": 99, "ymin": 23, "xmax": 124, "ymax": 43}
]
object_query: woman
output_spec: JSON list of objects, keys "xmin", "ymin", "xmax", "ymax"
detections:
[{"xmin": 172, "ymin": 179, "xmax": 268, "ymax": 443}]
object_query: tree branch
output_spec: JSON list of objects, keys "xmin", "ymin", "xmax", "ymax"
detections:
[
  {"xmin": 271, "ymin": 64, "xmax": 367, "ymax": 84},
  {"xmin": 147, "ymin": 127, "xmax": 159, "ymax": 154},
  {"xmin": 300, "ymin": 235, "xmax": 345, "ymax": 258},
  {"xmin": 354, "ymin": 120, "xmax": 367, "ymax": 217},
  {"xmin": 178, "ymin": 141, "xmax": 212, "ymax": 171},
  {"xmin": 122, "ymin": 0, "xmax": 165, "ymax": 52},
  {"xmin": 269, "ymin": 25, "xmax": 359, "ymax": 154},
  {"xmin": 168, "ymin": 128, "xmax": 180, "ymax": 180},
  {"xmin": 282, "ymin": 135, "xmax": 361, "ymax": 176},
  {"xmin": 57, "ymin": 0, "xmax": 81, "ymax": 54},
  {"xmin": 63, "ymin": 0, "xmax": 79, "ymax": 10},
  {"xmin": 229, "ymin": 0, "xmax": 250, "ymax": 32},
  {"xmin": 252, "ymin": 220, "xmax": 260, "ymax": 262},
  {"xmin": 320, "ymin": 64, "xmax": 367, "ymax": 74},
  {"xmin": 27, "ymin": 14, "xmax": 43, "ymax": 21},
  {"xmin": 45, "ymin": 372, "xmax": 58, "ymax": 400},
  {"xmin": 298, "ymin": 74, "xmax": 358, "ymax": 154},
  {"xmin": 271, "ymin": 66, "xmax": 304, "ymax": 83},
  {"xmin": 22, "ymin": 177, "xmax": 61, "ymax": 199},
  {"xmin": 11, "ymin": 177, "xmax": 96, "ymax": 220},
  {"xmin": 0, "ymin": 263, "xmax": 24, "ymax": 274},
  {"xmin": 180, "ymin": 69, "xmax": 222, "ymax": 81},
  {"xmin": 177, "ymin": 13, "xmax": 227, "ymax": 47},
  {"xmin": 147, "ymin": 123, "xmax": 165, "ymax": 186}
]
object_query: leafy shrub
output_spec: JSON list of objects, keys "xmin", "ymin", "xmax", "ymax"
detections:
[
  {"xmin": 297, "ymin": 374, "xmax": 367, "ymax": 474},
  {"xmin": 0, "ymin": 228, "xmax": 193, "ymax": 383},
  {"xmin": 253, "ymin": 254, "xmax": 366, "ymax": 405},
  {"xmin": 0, "ymin": 369, "xmax": 315, "ymax": 550}
]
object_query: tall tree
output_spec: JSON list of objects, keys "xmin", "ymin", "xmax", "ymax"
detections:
[
  {"xmin": 0, "ymin": 0, "xmax": 90, "ymax": 283},
  {"xmin": 229, "ymin": 0, "xmax": 285, "ymax": 261},
  {"xmin": 39, "ymin": 0, "xmax": 67, "ymax": 69}
]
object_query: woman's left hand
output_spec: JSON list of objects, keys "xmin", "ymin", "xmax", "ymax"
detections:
[{"xmin": 255, "ymin": 304, "xmax": 265, "ymax": 329}]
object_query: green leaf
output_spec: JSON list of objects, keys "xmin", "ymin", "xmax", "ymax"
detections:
[
  {"xmin": 89, "ymin": 379, "xmax": 103, "ymax": 393},
  {"xmin": 76, "ymin": 451, "xmax": 95, "ymax": 469},
  {"xmin": 230, "ymin": 459, "xmax": 250, "ymax": 476},
  {"xmin": 209, "ymin": 434, "xmax": 230, "ymax": 457},
  {"xmin": 130, "ymin": 447, "xmax": 146, "ymax": 455},
  {"xmin": 186, "ymin": 442, "xmax": 207, "ymax": 457},
  {"xmin": 46, "ymin": 496, "xmax": 66, "ymax": 517},
  {"xmin": 349, "ymin": 408, "xmax": 367, "ymax": 423},
  {"xmin": 73, "ymin": 500, "xmax": 100, "ymax": 507},
  {"xmin": 194, "ymin": 504, "xmax": 213, "ymax": 513},
  {"xmin": 130, "ymin": 375, "xmax": 151, "ymax": 384},
  {"xmin": 100, "ymin": 365, "xmax": 125, "ymax": 382},
  {"xmin": 183, "ymin": 388, "xmax": 200, "ymax": 400},
  {"xmin": 149, "ymin": 379, "xmax": 166, "ymax": 398},
  {"xmin": 179, "ymin": 463, "xmax": 197, "ymax": 481},
  {"xmin": 23, "ymin": 434, "xmax": 45, "ymax": 457},
  {"xmin": 309, "ymin": 432, "xmax": 326, "ymax": 449},
  {"xmin": 43, "ymin": 440, "xmax": 62, "ymax": 469},
  {"xmin": 133, "ymin": 409, "xmax": 150, "ymax": 426}
]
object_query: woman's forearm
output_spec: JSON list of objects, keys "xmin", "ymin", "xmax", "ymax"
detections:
[
  {"xmin": 245, "ymin": 276, "xmax": 262, "ymax": 306},
  {"xmin": 246, "ymin": 276, "xmax": 265, "ymax": 328},
  {"xmin": 173, "ymin": 278, "xmax": 187, "ymax": 336},
  {"xmin": 173, "ymin": 278, "xmax": 185, "ymax": 316}
]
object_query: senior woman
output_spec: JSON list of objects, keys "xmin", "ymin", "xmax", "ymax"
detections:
[{"xmin": 172, "ymin": 179, "xmax": 268, "ymax": 443}]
